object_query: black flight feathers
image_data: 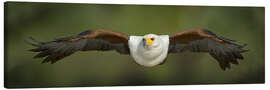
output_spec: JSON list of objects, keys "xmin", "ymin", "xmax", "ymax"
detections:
[
  {"xmin": 168, "ymin": 30, "xmax": 248, "ymax": 70},
  {"xmin": 26, "ymin": 30, "xmax": 129, "ymax": 64}
]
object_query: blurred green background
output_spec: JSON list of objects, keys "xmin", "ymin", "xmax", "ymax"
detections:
[{"xmin": 4, "ymin": 2, "xmax": 265, "ymax": 88}]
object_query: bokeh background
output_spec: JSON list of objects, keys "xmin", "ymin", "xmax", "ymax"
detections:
[{"xmin": 5, "ymin": 2, "xmax": 265, "ymax": 88}]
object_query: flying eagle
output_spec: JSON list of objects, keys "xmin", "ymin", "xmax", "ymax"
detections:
[{"xmin": 27, "ymin": 28, "xmax": 248, "ymax": 70}]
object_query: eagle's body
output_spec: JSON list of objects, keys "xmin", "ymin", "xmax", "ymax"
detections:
[
  {"xmin": 26, "ymin": 28, "xmax": 248, "ymax": 70},
  {"xmin": 128, "ymin": 35, "xmax": 169, "ymax": 67}
]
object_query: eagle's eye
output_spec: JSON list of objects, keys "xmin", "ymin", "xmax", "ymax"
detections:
[{"xmin": 151, "ymin": 38, "xmax": 155, "ymax": 41}]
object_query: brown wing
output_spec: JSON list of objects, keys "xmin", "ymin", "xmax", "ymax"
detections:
[
  {"xmin": 169, "ymin": 28, "xmax": 248, "ymax": 70},
  {"xmin": 27, "ymin": 30, "xmax": 130, "ymax": 64}
]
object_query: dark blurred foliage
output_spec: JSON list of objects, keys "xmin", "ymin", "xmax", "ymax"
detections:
[{"xmin": 4, "ymin": 2, "xmax": 264, "ymax": 88}]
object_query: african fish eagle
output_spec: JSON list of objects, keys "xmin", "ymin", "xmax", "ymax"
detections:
[{"xmin": 26, "ymin": 28, "xmax": 248, "ymax": 70}]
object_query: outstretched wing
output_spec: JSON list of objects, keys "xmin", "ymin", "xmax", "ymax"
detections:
[
  {"xmin": 26, "ymin": 30, "xmax": 130, "ymax": 64},
  {"xmin": 169, "ymin": 28, "xmax": 248, "ymax": 70}
]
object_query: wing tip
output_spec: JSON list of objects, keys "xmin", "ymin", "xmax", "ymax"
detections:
[
  {"xmin": 25, "ymin": 40, "xmax": 39, "ymax": 47},
  {"xmin": 220, "ymin": 65, "xmax": 231, "ymax": 71}
]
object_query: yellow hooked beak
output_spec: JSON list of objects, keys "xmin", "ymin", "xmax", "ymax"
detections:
[{"xmin": 145, "ymin": 37, "xmax": 155, "ymax": 46}]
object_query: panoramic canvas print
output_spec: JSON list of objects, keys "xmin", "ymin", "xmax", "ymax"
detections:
[{"xmin": 4, "ymin": 2, "xmax": 265, "ymax": 88}]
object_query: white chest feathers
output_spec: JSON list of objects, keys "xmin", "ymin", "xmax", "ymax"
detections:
[{"xmin": 128, "ymin": 35, "xmax": 169, "ymax": 67}]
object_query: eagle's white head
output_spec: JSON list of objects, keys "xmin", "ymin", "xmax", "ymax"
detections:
[
  {"xmin": 128, "ymin": 34, "xmax": 170, "ymax": 67},
  {"xmin": 142, "ymin": 34, "xmax": 161, "ymax": 49}
]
